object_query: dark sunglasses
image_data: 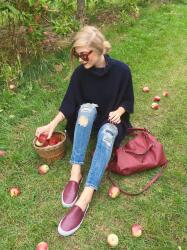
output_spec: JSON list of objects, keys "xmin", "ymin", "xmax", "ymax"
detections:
[{"xmin": 73, "ymin": 50, "xmax": 93, "ymax": 61}]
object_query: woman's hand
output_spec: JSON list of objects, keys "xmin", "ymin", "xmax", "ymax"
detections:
[
  {"xmin": 35, "ymin": 123, "xmax": 56, "ymax": 139},
  {"xmin": 108, "ymin": 107, "xmax": 126, "ymax": 124},
  {"xmin": 35, "ymin": 112, "xmax": 65, "ymax": 139}
]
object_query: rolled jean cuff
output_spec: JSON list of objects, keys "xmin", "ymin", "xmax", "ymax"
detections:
[
  {"xmin": 84, "ymin": 183, "xmax": 98, "ymax": 191},
  {"xmin": 69, "ymin": 160, "xmax": 84, "ymax": 166}
]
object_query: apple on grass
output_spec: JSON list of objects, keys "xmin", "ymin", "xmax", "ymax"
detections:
[
  {"xmin": 0, "ymin": 150, "xmax": 5, "ymax": 157},
  {"xmin": 143, "ymin": 86, "xmax": 150, "ymax": 93},
  {"xmin": 108, "ymin": 185, "xmax": 120, "ymax": 198},
  {"xmin": 36, "ymin": 242, "xmax": 48, "ymax": 250},
  {"xmin": 10, "ymin": 187, "xmax": 21, "ymax": 197},
  {"xmin": 38, "ymin": 164, "xmax": 49, "ymax": 175},
  {"xmin": 28, "ymin": 26, "xmax": 33, "ymax": 33},
  {"xmin": 153, "ymin": 96, "xmax": 160, "ymax": 102},
  {"xmin": 131, "ymin": 224, "xmax": 143, "ymax": 237},
  {"xmin": 163, "ymin": 91, "xmax": 169, "ymax": 97},
  {"xmin": 107, "ymin": 233, "xmax": 119, "ymax": 247},
  {"xmin": 9, "ymin": 84, "xmax": 16, "ymax": 91},
  {"xmin": 151, "ymin": 102, "xmax": 159, "ymax": 110}
]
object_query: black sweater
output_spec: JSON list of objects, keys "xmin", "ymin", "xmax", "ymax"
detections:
[{"xmin": 59, "ymin": 54, "xmax": 134, "ymax": 148}]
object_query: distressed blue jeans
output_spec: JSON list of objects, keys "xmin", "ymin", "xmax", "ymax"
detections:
[{"xmin": 70, "ymin": 103, "xmax": 118, "ymax": 190}]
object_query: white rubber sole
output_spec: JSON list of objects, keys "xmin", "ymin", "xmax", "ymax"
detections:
[{"xmin": 58, "ymin": 204, "xmax": 89, "ymax": 237}]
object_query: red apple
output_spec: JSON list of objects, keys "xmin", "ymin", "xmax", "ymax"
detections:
[
  {"xmin": 0, "ymin": 150, "xmax": 5, "ymax": 157},
  {"xmin": 9, "ymin": 84, "xmax": 16, "ymax": 91},
  {"xmin": 28, "ymin": 26, "xmax": 33, "ymax": 33},
  {"xmin": 107, "ymin": 234, "xmax": 119, "ymax": 247},
  {"xmin": 163, "ymin": 91, "xmax": 169, "ymax": 97},
  {"xmin": 108, "ymin": 185, "xmax": 120, "ymax": 198},
  {"xmin": 38, "ymin": 134, "xmax": 48, "ymax": 144},
  {"xmin": 153, "ymin": 96, "xmax": 160, "ymax": 102},
  {"xmin": 36, "ymin": 242, "xmax": 48, "ymax": 250},
  {"xmin": 38, "ymin": 164, "xmax": 49, "ymax": 175},
  {"xmin": 131, "ymin": 224, "xmax": 143, "ymax": 237},
  {"xmin": 49, "ymin": 136, "xmax": 59, "ymax": 146},
  {"xmin": 143, "ymin": 86, "xmax": 150, "ymax": 93},
  {"xmin": 151, "ymin": 102, "xmax": 159, "ymax": 110},
  {"xmin": 43, "ymin": 140, "xmax": 49, "ymax": 147},
  {"xmin": 10, "ymin": 187, "xmax": 21, "ymax": 197}
]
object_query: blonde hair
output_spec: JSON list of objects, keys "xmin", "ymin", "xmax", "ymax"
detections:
[{"xmin": 70, "ymin": 26, "xmax": 111, "ymax": 63}]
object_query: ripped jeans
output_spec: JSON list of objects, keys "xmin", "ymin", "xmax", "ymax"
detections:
[{"xmin": 70, "ymin": 103, "xmax": 118, "ymax": 191}]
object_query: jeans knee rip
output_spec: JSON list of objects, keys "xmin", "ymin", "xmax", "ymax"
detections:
[
  {"xmin": 103, "ymin": 133, "xmax": 113, "ymax": 148},
  {"xmin": 78, "ymin": 115, "xmax": 88, "ymax": 127},
  {"xmin": 80, "ymin": 103, "xmax": 98, "ymax": 113}
]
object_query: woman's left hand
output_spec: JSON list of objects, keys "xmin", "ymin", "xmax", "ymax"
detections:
[{"xmin": 108, "ymin": 107, "xmax": 126, "ymax": 124}]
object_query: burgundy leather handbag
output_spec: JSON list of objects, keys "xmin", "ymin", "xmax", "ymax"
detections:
[{"xmin": 107, "ymin": 128, "xmax": 168, "ymax": 195}]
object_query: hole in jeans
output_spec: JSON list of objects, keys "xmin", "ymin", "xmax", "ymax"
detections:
[
  {"xmin": 105, "ymin": 130, "xmax": 114, "ymax": 136},
  {"xmin": 103, "ymin": 133, "xmax": 113, "ymax": 148},
  {"xmin": 78, "ymin": 115, "xmax": 88, "ymax": 127}
]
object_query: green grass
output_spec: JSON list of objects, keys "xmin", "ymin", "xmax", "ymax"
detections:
[{"xmin": 0, "ymin": 2, "xmax": 187, "ymax": 250}]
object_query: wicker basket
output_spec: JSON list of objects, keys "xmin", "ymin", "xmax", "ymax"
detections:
[{"xmin": 33, "ymin": 131, "xmax": 66, "ymax": 163}]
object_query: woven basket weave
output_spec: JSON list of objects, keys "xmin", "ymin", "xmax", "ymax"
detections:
[{"xmin": 33, "ymin": 131, "xmax": 66, "ymax": 163}]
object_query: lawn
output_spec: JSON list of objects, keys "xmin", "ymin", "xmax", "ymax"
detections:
[{"xmin": 0, "ymin": 2, "xmax": 187, "ymax": 250}]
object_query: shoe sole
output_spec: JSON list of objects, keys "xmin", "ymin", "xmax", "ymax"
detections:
[{"xmin": 57, "ymin": 204, "xmax": 89, "ymax": 237}]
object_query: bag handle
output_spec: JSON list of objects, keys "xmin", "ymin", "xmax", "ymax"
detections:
[
  {"xmin": 127, "ymin": 127, "xmax": 150, "ymax": 136},
  {"xmin": 127, "ymin": 127, "xmax": 149, "ymax": 133},
  {"xmin": 106, "ymin": 163, "xmax": 167, "ymax": 196},
  {"xmin": 123, "ymin": 143, "xmax": 154, "ymax": 155}
]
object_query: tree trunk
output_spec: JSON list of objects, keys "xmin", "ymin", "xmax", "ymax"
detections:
[{"xmin": 77, "ymin": 0, "xmax": 85, "ymax": 20}]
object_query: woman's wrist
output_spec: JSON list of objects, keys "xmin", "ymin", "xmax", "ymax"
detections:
[
  {"xmin": 117, "ymin": 107, "xmax": 126, "ymax": 116},
  {"xmin": 50, "ymin": 112, "xmax": 65, "ymax": 127}
]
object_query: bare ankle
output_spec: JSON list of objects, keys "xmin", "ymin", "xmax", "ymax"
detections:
[{"xmin": 70, "ymin": 164, "xmax": 82, "ymax": 182}]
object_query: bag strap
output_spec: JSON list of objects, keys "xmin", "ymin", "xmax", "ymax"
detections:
[
  {"xmin": 126, "ymin": 127, "xmax": 150, "ymax": 136},
  {"xmin": 127, "ymin": 127, "xmax": 149, "ymax": 132},
  {"xmin": 106, "ymin": 162, "xmax": 167, "ymax": 196}
]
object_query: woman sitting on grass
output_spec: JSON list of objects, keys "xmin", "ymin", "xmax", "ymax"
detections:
[{"xmin": 35, "ymin": 25, "xmax": 134, "ymax": 237}]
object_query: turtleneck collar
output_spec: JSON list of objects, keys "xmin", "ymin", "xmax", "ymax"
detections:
[{"xmin": 85, "ymin": 54, "xmax": 113, "ymax": 77}]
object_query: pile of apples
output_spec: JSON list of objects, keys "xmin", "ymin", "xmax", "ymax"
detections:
[
  {"xmin": 35, "ymin": 133, "xmax": 61, "ymax": 147},
  {"xmin": 143, "ymin": 86, "xmax": 169, "ymax": 110}
]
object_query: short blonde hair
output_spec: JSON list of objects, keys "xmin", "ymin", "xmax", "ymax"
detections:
[{"xmin": 70, "ymin": 26, "xmax": 111, "ymax": 62}]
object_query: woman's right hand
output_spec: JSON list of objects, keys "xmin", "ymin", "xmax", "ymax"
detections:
[{"xmin": 35, "ymin": 122, "xmax": 56, "ymax": 139}]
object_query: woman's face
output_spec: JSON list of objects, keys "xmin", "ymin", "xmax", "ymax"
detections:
[{"xmin": 74, "ymin": 46, "xmax": 104, "ymax": 69}]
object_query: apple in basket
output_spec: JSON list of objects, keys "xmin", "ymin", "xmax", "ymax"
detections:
[
  {"xmin": 35, "ymin": 133, "xmax": 48, "ymax": 147},
  {"xmin": 49, "ymin": 134, "xmax": 60, "ymax": 146}
]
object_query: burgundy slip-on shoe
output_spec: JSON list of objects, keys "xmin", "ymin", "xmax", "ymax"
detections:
[
  {"xmin": 58, "ymin": 204, "xmax": 89, "ymax": 237},
  {"xmin": 61, "ymin": 178, "xmax": 82, "ymax": 208}
]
